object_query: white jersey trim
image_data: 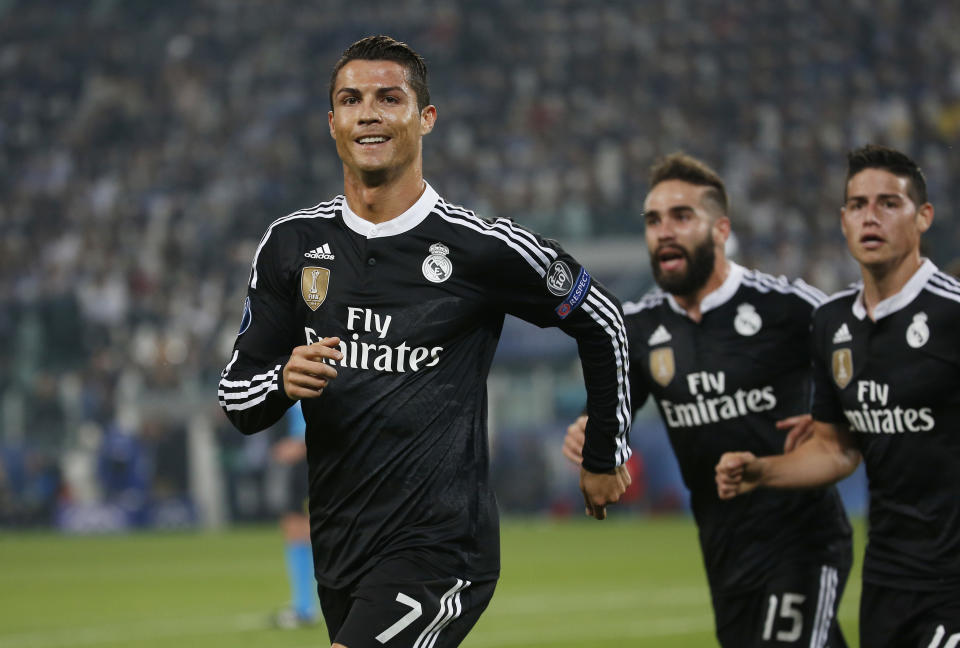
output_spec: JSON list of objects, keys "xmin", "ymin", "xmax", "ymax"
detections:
[
  {"xmin": 926, "ymin": 271, "xmax": 960, "ymax": 305},
  {"xmin": 340, "ymin": 182, "xmax": 439, "ymax": 238},
  {"xmin": 623, "ymin": 289, "xmax": 667, "ymax": 316},
  {"xmin": 665, "ymin": 262, "xmax": 746, "ymax": 317},
  {"xmin": 434, "ymin": 200, "xmax": 557, "ymax": 276},
  {"xmin": 741, "ymin": 270, "xmax": 827, "ymax": 307},
  {"xmin": 851, "ymin": 258, "xmax": 938, "ymax": 320},
  {"xmin": 250, "ymin": 198, "xmax": 339, "ymax": 289},
  {"xmin": 218, "ymin": 363, "xmax": 283, "ymax": 411},
  {"xmin": 583, "ymin": 287, "xmax": 633, "ymax": 466}
]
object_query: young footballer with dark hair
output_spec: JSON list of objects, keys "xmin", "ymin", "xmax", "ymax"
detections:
[
  {"xmin": 717, "ymin": 144, "xmax": 960, "ymax": 646},
  {"xmin": 219, "ymin": 35, "xmax": 632, "ymax": 648},
  {"xmin": 565, "ymin": 153, "xmax": 852, "ymax": 647}
]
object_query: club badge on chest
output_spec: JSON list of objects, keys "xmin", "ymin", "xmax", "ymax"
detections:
[{"xmin": 422, "ymin": 242, "xmax": 453, "ymax": 283}]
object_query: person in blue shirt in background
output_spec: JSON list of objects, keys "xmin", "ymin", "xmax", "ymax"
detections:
[{"xmin": 270, "ymin": 401, "xmax": 317, "ymax": 628}]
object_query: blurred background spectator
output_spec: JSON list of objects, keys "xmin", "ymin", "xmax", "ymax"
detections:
[{"xmin": 3, "ymin": 0, "xmax": 954, "ymax": 528}]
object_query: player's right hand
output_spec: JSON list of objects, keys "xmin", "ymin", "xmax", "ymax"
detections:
[
  {"xmin": 715, "ymin": 451, "xmax": 760, "ymax": 500},
  {"xmin": 580, "ymin": 463, "xmax": 631, "ymax": 520},
  {"xmin": 562, "ymin": 414, "xmax": 587, "ymax": 465},
  {"xmin": 283, "ymin": 337, "xmax": 342, "ymax": 399}
]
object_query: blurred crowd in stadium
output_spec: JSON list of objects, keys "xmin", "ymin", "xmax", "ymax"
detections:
[{"xmin": 1, "ymin": 0, "xmax": 957, "ymax": 527}]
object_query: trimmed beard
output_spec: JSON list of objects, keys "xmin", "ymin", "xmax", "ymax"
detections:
[{"xmin": 650, "ymin": 235, "xmax": 716, "ymax": 298}]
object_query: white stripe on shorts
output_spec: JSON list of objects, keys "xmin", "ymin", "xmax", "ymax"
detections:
[{"xmin": 413, "ymin": 579, "xmax": 471, "ymax": 648}]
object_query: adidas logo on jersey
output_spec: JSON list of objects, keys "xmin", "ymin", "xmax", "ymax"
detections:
[
  {"xmin": 305, "ymin": 243, "xmax": 335, "ymax": 260},
  {"xmin": 648, "ymin": 325, "xmax": 672, "ymax": 346},
  {"xmin": 832, "ymin": 323, "xmax": 852, "ymax": 344}
]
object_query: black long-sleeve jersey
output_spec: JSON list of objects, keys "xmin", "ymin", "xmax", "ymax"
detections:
[
  {"xmin": 624, "ymin": 263, "xmax": 851, "ymax": 596},
  {"xmin": 812, "ymin": 260, "xmax": 960, "ymax": 590},
  {"xmin": 218, "ymin": 184, "xmax": 631, "ymax": 588}
]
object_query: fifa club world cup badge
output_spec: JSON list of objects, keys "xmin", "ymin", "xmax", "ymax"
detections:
[
  {"xmin": 301, "ymin": 266, "xmax": 330, "ymax": 311},
  {"xmin": 734, "ymin": 303, "xmax": 762, "ymax": 336},
  {"xmin": 422, "ymin": 243, "xmax": 453, "ymax": 283},
  {"xmin": 649, "ymin": 347, "xmax": 676, "ymax": 387},
  {"xmin": 832, "ymin": 348, "xmax": 853, "ymax": 389},
  {"xmin": 906, "ymin": 312, "xmax": 930, "ymax": 348}
]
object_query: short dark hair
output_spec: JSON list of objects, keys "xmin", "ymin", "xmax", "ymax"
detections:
[
  {"xmin": 329, "ymin": 35, "xmax": 430, "ymax": 112},
  {"xmin": 648, "ymin": 152, "xmax": 728, "ymax": 217},
  {"xmin": 845, "ymin": 144, "xmax": 927, "ymax": 206}
]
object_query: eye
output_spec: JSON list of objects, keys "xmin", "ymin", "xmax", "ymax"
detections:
[
  {"xmin": 342, "ymin": 96, "xmax": 359, "ymax": 105},
  {"xmin": 382, "ymin": 95, "xmax": 400, "ymax": 104}
]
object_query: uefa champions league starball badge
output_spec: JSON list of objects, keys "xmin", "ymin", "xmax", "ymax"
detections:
[
  {"xmin": 422, "ymin": 242, "xmax": 453, "ymax": 283},
  {"xmin": 906, "ymin": 312, "xmax": 930, "ymax": 348},
  {"xmin": 734, "ymin": 303, "xmax": 762, "ymax": 336}
]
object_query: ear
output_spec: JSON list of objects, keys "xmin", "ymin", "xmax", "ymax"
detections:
[
  {"xmin": 712, "ymin": 216, "xmax": 731, "ymax": 247},
  {"xmin": 420, "ymin": 105, "xmax": 437, "ymax": 136},
  {"xmin": 328, "ymin": 110, "xmax": 336, "ymax": 139},
  {"xmin": 916, "ymin": 202, "xmax": 934, "ymax": 234},
  {"xmin": 840, "ymin": 206, "xmax": 850, "ymax": 241}
]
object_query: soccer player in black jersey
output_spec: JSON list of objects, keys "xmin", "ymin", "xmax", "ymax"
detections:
[
  {"xmin": 564, "ymin": 153, "xmax": 852, "ymax": 647},
  {"xmin": 718, "ymin": 145, "xmax": 960, "ymax": 647},
  {"xmin": 218, "ymin": 36, "xmax": 632, "ymax": 648}
]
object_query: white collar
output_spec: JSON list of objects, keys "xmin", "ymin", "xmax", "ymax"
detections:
[
  {"xmin": 666, "ymin": 261, "xmax": 745, "ymax": 318},
  {"xmin": 341, "ymin": 181, "xmax": 439, "ymax": 238},
  {"xmin": 852, "ymin": 258, "xmax": 937, "ymax": 320}
]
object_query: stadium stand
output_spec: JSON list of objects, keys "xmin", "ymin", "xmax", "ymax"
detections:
[{"xmin": 1, "ymin": 0, "xmax": 954, "ymax": 526}]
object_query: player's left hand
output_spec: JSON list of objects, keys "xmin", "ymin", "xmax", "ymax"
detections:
[
  {"xmin": 562, "ymin": 415, "xmax": 587, "ymax": 465},
  {"xmin": 778, "ymin": 414, "xmax": 814, "ymax": 453},
  {"xmin": 580, "ymin": 464, "xmax": 631, "ymax": 520}
]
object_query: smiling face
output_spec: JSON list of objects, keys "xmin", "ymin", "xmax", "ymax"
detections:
[
  {"xmin": 328, "ymin": 59, "xmax": 436, "ymax": 185},
  {"xmin": 643, "ymin": 179, "xmax": 729, "ymax": 297},
  {"xmin": 841, "ymin": 168, "xmax": 932, "ymax": 274}
]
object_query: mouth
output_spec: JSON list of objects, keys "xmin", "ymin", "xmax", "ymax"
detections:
[
  {"xmin": 355, "ymin": 135, "xmax": 390, "ymax": 147},
  {"xmin": 859, "ymin": 233, "xmax": 885, "ymax": 250},
  {"xmin": 656, "ymin": 246, "xmax": 687, "ymax": 272}
]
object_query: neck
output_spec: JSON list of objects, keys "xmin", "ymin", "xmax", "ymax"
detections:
[
  {"xmin": 673, "ymin": 256, "xmax": 730, "ymax": 323},
  {"xmin": 861, "ymin": 252, "xmax": 923, "ymax": 318},
  {"xmin": 342, "ymin": 162, "xmax": 425, "ymax": 224}
]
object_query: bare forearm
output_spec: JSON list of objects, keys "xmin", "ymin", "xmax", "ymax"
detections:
[{"xmin": 755, "ymin": 434, "xmax": 860, "ymax": 489}]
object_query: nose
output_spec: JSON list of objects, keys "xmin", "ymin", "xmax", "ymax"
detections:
[
  {"xmin": 655, "ymin": 220, "xmax": 676, "ymax": 241},
  {"xmin": 863, "ymin": 201, "xmax": 882, "ymax": 225},
  {"xmin": 358, "ymin": 97, "xmax": 381, "ymax": 124}
]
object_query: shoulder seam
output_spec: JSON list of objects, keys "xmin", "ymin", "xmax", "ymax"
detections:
[
  {"xmin": 623, "ymin": 289, "xmax": 666, "ymax": 315},
  {"xmin": 434, "ymin": 199, "xmax": 557, "ymax": 276},
  {"xmin": 250, "ymin": 197, "xmax": 341, "ymax": 288},
  {"xmin": 817, "ymin": 286, "xmax": 860, "ymax": 307}
]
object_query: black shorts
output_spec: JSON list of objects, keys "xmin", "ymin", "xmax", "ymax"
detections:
[
  {"xmin": 860, "ymin": 582, "xmax": 960, "ymax": 648},
  {"xmin": 712, "ymin": 561, "xmax": 850, "ymax": 648},
  {"xmin": 318, "ymin": 553, "xmax": 497, "ymax": 648}
]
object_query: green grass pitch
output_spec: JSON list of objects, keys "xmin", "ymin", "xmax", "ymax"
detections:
[{"xmin": 0, "ymin": 515, "xmax": 864, "ymax": 647}]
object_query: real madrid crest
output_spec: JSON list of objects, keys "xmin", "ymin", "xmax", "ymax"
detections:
[
  {"xmin": 301, "ymin": 266, "xmax": 330, "ymax": 311},
  {"xmin": 650, "ymin": 347, "xmax": 676, "ymax": 387},
  {"xmin": 832, "ymin": 348, "xmax": 853, "ymax": 389},
  {"xmin": 734, "ymin": 303, "xmax": 762, "ymax": 336},
  {"xmin": 422, "ymin": 242, "xmax": 453, "ymax": 283},
  {"xmin": 906, "ymin": 312, "xmax": 929, "ymax": 349}
]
